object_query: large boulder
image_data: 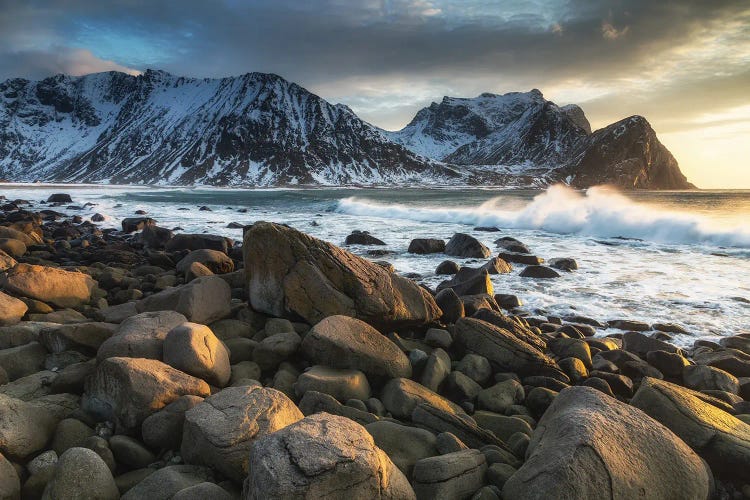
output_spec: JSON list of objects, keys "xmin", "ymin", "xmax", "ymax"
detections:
[
  {"xmin": 503, "ymin": 386, "xmax": 710, "ymax": 500},
  {"xmin": 163, "ymin": 322, "xmax": 231, "ymax": 387},
  {"xmin": 244, "ymin": 412, "xmax": 415, "ymax": 499},
  {"xmin": 166, "ymin": 233, "xmax": 230, "ymax": 253},
  {"xmin": 453, "ymin": 318, "xmax": 558, "ymax": 376},
  {"xmin": 42, "ymin": 447, "xmax": 118, "ymax": 500},
  {"xmin": 97, "ymin": 310, "xmax": 188, "ymax": 361},
  {"xmin": 301, "ymin": 315, "xmax": 411, "ymax": 380},
  {"xmin": 408, "ymin": 238, "xmax": 445, "ymax": 254},
  {"xmin": 243, "ymin": 222, "xmax": 440, "ymax": 330},
  {"xmin": 0, "ymin": 394, "xmax": 58, "ymax": 458},
  {"xmin": 82, "ymin": 357, "xmax": 211, "ymax": 431},
  {"xmin": 445, "ymin": 233, "xmax": 491, "ymax": 258},
  {"xmin": 0, "ymin": 291, "xmax": 27, "ymax": 326},
  {"xmin": 631, "ymin": 377, "xmax": 750, "ymax": 477},
  {"xmin": 437, "ymin": 267, "xmax": 493, "ymax": 296},
  {"xmin": 182, "ymin": 386, "xmax": 303, "ymax": 482},
  {"xmin": 137, "ymin": 276, "xmax": 231, "ymax": 324},
  {"xmin": 1, "ymin": 264, "xmax": 96, "ymax": 308}
]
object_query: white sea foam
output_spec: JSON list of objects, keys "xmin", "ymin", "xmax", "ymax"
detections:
[{"xmin": 336, "ymin": 185, "xmax": 750, "ymax": 248}]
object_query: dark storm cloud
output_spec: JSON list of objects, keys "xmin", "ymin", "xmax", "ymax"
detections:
[{"xmin": 0, "ymin": 0, "xmax": 748, "ymax": 131}]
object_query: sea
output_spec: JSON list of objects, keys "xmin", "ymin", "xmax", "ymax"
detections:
[{"xmin": 2, "ymin": 183, "xmax": 749, "ymax": 347}]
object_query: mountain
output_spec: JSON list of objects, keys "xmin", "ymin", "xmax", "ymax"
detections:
[
  {"xmin": 388, "ymin": 89, "xmax": 693, "ymax": 189},
  {"xmin": 0, "ymin": 70, "xmax": 693, "ymax": 188},
  {"xmin": 0, "ymin": 70, "xmax": 457, "ymax": 185}
]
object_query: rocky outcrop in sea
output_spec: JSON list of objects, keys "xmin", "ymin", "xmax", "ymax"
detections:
[{"xmin": 0, "ymin": 193, "xmax": 748, "ymax": 499}]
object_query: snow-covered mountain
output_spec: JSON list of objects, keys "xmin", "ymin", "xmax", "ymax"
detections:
[
  {"xmin": 388, "ymin": 89, "xmax": 692, "ymax": 189},
  {"xmin": 0, "ymin": 70, "xmax": 692, "ymax": 188},
  {"xmin": 0, "ymin": 70, "xmax": 457, "ymax": 185}
]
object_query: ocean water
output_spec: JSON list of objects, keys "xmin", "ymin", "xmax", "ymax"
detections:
[{"xmin": 2, "ymin": 183, "xmax": 749, "ymax": 346}]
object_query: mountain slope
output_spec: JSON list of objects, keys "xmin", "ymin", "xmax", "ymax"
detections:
[
  {"xmin": 389, "ymin": 90, "xmax": 693, "ymax": 189},
  {"xmin": 0, "ymin": 70, "xmax": 456, "ymax": 185}
]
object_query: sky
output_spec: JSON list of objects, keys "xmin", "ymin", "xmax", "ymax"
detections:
[{"xmin": 0, "ymin": 0, "xmax": 748, "ymax": 188}]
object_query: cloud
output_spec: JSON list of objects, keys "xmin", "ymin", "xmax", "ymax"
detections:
[
  {"xmin": 0, "ymin": 47, "xmax": 139, "ymax": 81},
  {"xmin": 601, "ymin": 22, "xmax": 629, "ymax": 40}
]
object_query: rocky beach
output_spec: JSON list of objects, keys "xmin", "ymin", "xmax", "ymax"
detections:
[{"xmin": 0, "ymin": 191, "xmax": 748, "ymax": 499}]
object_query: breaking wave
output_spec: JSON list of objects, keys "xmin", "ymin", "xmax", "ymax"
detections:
[{"xmin": 335, "ymin": 185, "xmax": 750, "ymax": 248}]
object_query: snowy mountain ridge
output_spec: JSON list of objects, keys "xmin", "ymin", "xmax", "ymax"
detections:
[{"xmin": 0, "ymin": 70, "xmax": 692, "ymax": 188}]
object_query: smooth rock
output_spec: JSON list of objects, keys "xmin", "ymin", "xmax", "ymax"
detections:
[
  {"xmin": 295, "ymin": 365, "xmax": 371, "ymax": 402},
  {"xmin": 42, "ymin": 447, "xmax": 118, "ymax": 500},
  {"xmin": 163, "ymin": 322, "xmax": 231, "ymax": 387},
  {"xmin": 0, "ymin": 264, "xmax": 96, "ymax": 308},
  {"xmin": 365, "ymin": 420, "xmax": 438, "ymax": 477},
  {"xmin": 412, "ymin": 449, "xmax": 487, "ymax": 500}
]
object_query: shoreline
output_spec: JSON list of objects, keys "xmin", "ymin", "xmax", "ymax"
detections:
[{"xmin": 0, "ymin": 191, "xmax": 749, "ymax": 498}]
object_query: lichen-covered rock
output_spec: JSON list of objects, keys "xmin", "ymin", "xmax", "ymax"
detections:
[
  {"xmin": 243, "ymin": 412, "xmax": 415, "ymax": 499},
  {"xmin": 243, "ymin": 222, "xmax": 440, "ymax": 330}
]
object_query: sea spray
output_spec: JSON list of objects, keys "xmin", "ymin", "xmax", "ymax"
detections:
[{"xmin": 336, "ymin": 185, "xmax": 750, "ymax": 248}]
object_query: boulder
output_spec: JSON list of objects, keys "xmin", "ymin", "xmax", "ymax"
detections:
[
  {"xmin": 435, "ymin": 260, "xmax": 460, "ymax": 275},
  {"xmin": 345, "ymin": 231, "xmax": 386, "ymax": 246},
  {"xmin": 109, "ymin": 435, "xmax": 156, "ymax": 469},
  {"xmin": 298, "ymin": 391, "xmax": 379, "ymax": 426},
  {"xmin": 244, "ymin": 222, "xmax": 440, "ymax": 330},
  {"xmin": 381, "ymin": 378, "xmax": 465, "ymax": 420},
  {"xmin": 435, "ymin": 288, "xmax": 465, "ymax": 324},
  {"xmin": 0, "ymin": 452, "xmax": 20, "ymax": 500},
  {"xmin": 0, "ymin": 342, "xmax": 46, "ymax": 380},
  {"xmin": 0, "ymin": 394, "xmax": 58, "ymax": 458},
  {"xmin": 683, "ymin": 364, "xmax": 739, "ymax": 394},
  {"xmin": 166, "ymin": 233, "xmax": 230, "ymax": 253},
  {"xmin": 252, "ymin": 331, "xmax": 301, "ymax": 371},
  {"xmin": 1, "ymin": 264, "xmax": 96, "ymax": 308},
  {"xmin": 420, "ymin": 348, "xmax": 451, "ymax": 391},
  {"xmin": 83, "ymin": 357, "xmax": 211, "ymax": 431},
  {"xmin": 503, "ymin": 386, "xmax": 710, "ymax": 500},
  {"xmin": 437, "ymin": 267, "xmax": 493, "ymax": 296},
  {"xmin": 176, "ymin": 249, "xmax": 235, "ymax": 275},
  {"xmin": 693, "ymin": 349, "xmax": 750, "ymax": 377},
  {"xmin": 42, "ymin": 447, "xmax": 118, "ymax": 500},
  {"xmin": 121, "ymin": 465, "xmax": 215, "ymax": 500},
  {"xmin": 454, "ymin": 318, "xmax": 558, "ymax": 376},
  {"xmin": 622, "ymin": 331, "xmax": 683, "ymax": 359},
  {"xmin": 50, "ymin": 418, "xmax": 94, "ymax": 455},
  {"xmin": 163, "ymin": 322, "xmax": 231, "ymax": 387},
  {"xmin": 412, "ymin": 450, "xmax": 487, "ymax": 500},
  {"xmin": 0, "ymin": 239, "xmax": 25, "ymax": 258},
  {"xmin": 365, "ymin": 420, "xmax": 438, "ymax": 477},
  {"xmin": 172, "ymin": 482, "xmax": 233, "ymax": 500},
  {"xmin": 97, "ymin": 310, "xmax": 188, "ymax": 361},
  {"xmin": 498, "ymin": 251, "xmax": 543, "ymax": 265},
  {"xmin": 0, "ymin": 292, "xmax": 27, "ymax": 326},
  {"xmin": 519, "ymin": 265, "xmax": 560, "ymax": 279},
  {"xmin": 138, "ymin": 276, "xmax": 231, "ymax": 325},
  {"xmin": 141, "ymin": 395, "xmax": 204, "ymax": 451},
  {"xmin": 301, "ymin": 315, "xmax": 411, "ymax": 380},
  {"xmin": 121, "ymin": 217, "xmax": 156, "ymax": 233},
  {"xmin": 140, "ymin": 225, "xmax": 174, "ymax": 248},
  {"xmin": 548, "ymin": 257, "xmax": 578, "ymax": 271},
  {"xmin": 182, "ymin": 386, "xmax": 303, "ymax": 482},
  {"xmin": 244, "ymin": 412, "xmax": 415, "ymax": 499},
  {"xmin": 295, "ymin": 365, "xmax": 371, "ymax": 402},
  {"xmin": 477, "ymin": 379, "xmax": 525, "ymax": 414},
  {"xmin": 39, "ymin": 322, "xmax": 117, "ymax": 354},
  {"xmin": 445, "ymin": 233, "xmax": 491, "ymax": 258},
  {"xmin": 46, "ymin": 193, "xmax": 73, "ymax": 203},
  {"xmin": 631, "ymin": 377, "xmax": 750, "ymax": 477},
  {"xmin": 408, "ymin": 238, "xmax": 445, "ymax": 254}
]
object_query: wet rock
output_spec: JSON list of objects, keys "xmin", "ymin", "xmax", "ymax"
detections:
[
  {"xmin": 182, "ymin": 386, "xmax": 303, "ymax": 482},
  {"xmin": 481, "ymin": 256, "xmax": 512, "ymax": 274},
  {"xmin": 163, "ymin": 322, "xmax": 231, "ymax": 387},
  {"xmin": 497, "ymin": 251, "xmax": 543, "ymax": 265},
  {"xmin": 408, "ymin": 238, "xmax": 445, "ymax": 254},
  {"xmin": 244, "ymin": 222, "xmax": 440, "ymax": 330},
  {"xmin": 301, "ymin": 315, "xmax": 411, "ymax": 380},
  {"xmin": 244, "ymin": 412, "xmax": 415, "ymax": 499},
  {"xmin": 122, "ymin": 217, "xmax": 156, "ymax": 233},
  {"xmin": 548, "ymin": 257, "xmax": 578, "ymax": 271},
  {"xmin": 412, "ymin": 449, "xmax": 487, "ymax": 500},
  {"xmin": 42, "ymin": 447, "xmax": 118, "ymax": 500},
  {"xmin": 46, "ymin": 193, "xmax": 73, "ymax": 203},
  {"xmin": 140, "ymin": 225, "xmax": 174, "ymax": 248},
  {"xmin": 345, "ymin": 231, "xmax": 386, "ymax": 246},
  {"xmin": 445, "ymin": 233, "xmax": 491, "ymax": 258},
  {"xmin": 437, "ymin": 267, "xmax": 493, "ymax": 296},
  {"xmin": 1, "ymin": 264, "xmax": 96, "ymax": 308},
  {"xmin": 609, "ymin": 319, "xmax": 650, "ymax": 331},
  {"xmin": 519, "ymin": 265, "xmax": 560, "ymax": 279},
  {"xmin": 503, "ymin": 386, "xmax": 710, "ymax": 500},
  {"xmin": 631, "ymin": 377, "xmax": 750, "ymax": 477},
  {"xmin": 435, "ymin": 260, "xmax": 460, "ymax": 275},
  {"xmin": 83, "ymin": 357, "xmax": 211, "ymax": 431}
]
